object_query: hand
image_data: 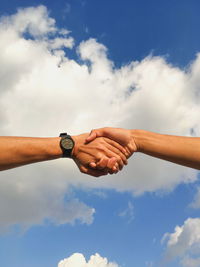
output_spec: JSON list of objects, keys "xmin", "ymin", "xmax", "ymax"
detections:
[
  {"xmin": 71, "ymin": 133, "xmax": 128, "ymax": 177},
  {"xmin": 85, "ymin": 127, "xmax": 138, "ymax": 158}
]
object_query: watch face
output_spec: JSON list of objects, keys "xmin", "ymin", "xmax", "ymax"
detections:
[{"xmin": 61, "ymin": 137, "xmax": 74, "ymax": 149}]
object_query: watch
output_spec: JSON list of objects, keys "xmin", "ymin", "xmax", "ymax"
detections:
[{"xmin": 59, "ymin": 133, "xmax": 75, "ymax": 158}]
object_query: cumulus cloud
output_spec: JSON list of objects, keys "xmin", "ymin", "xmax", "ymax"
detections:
[
  {"xmin": 0, "ymin": 5, "xmax": 200, "ymax": 230},
  {"xmin": 162, "ymin": 218, "xmax": 200, "ymax": 266},
  {"xmin": 0, "ymin": 164, "xmax": 95, "ymax": 232},
  {"xmin": 57, "ymin": 253, "xmax": 119, "ymax": 267},
  {"xmin": 0, "ymin": 5, "xmax": 56, "ymax": 37}
]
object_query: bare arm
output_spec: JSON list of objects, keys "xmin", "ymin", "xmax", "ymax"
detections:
[
  {"xmin": 0, "ymin": 134, "xmax": 127, "ymax": 176},
  {"xmin": 133, "ymin": 130, "xmax": 200, "ymax": 170},
  {"xmin": 86, "ymin": 127, "xmax": 200, "ymax": 170},
  {"xmin": 0, "ymin": 136, "xmax": 62, "ymax": 171}
]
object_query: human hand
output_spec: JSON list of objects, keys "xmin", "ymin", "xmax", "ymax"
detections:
[
  {"xmin": 85, "ymin": 127, "xmax": 138, "ymax": 159},
  {"xmin": 71, "ymin": 133, "xmax": 128, "ymax": 177}
]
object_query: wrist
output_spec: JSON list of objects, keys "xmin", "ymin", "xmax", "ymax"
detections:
[
  {"xmin": 71, "ymin": 135, "xmax": 78, "ymax": 159},
  {"xmin": 71, "ymin": 134, "xmax": 87, "ymax": 159},
  {"xmin": 44, "ymin": 137, "xmax": 63, "ymax": 159},
  {"xmin": 131, "ymin": 129, "xmax": 152, "ymax": 153},
  {"xmin": 130, "ymin": 129, "xmax": 144, "ymax": 153}
]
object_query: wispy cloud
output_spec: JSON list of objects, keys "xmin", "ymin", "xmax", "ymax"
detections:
[
  {"xmin": 118, "ymin": 201, "xmax": 134, "ymax": 223},
  {"xmin": 189, "ymin": 187, "xmax": 200, "ymax": 209},
  {"xmin": 62, "ymin": 3, "xmax": 71, "ymax": 20}
]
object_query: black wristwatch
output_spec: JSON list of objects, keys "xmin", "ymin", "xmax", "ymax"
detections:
[{"xmin": 59, "ymin": 133, "xmax": 75, "ymax": 158}]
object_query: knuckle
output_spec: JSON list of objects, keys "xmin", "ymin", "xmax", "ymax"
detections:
[
  {"xmin": 96, "ymin": 152, "xmax": 102, "ymax": 159},
  {"xmin": 116, "ymin": 155, "xmax": 121, "ymax": 162}
]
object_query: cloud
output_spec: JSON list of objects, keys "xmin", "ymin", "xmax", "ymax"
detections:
[
  {"xmin": 57, "ymin": 253, "xmax": 119, "ymax": 267},
  {"xmin": 0, "ymin": 5, "xmax": 56, "ymax": 37},
  {"xmin": 145, "ymin": 262, "xmax": 154, "ymax": 267},
  {"xmin": 189, "ymin": 187, "xmax": 200, "ymax": 209},
  {"xmin": 0, "ymin": 164, "xmax": 95, "ymax": 232},
  {"xmin": 0, "ymin": 5, "xmax": 93, "ymax": 231},
  {"xmin": 62, "ymin": 3, "xmax": 71, "ymax": 19},
  {"xmin": 162, "ymin": 218, "xmax": 200, "ymax": 266},
  {"xmin": 181, "ymin": 257, "xmax": 200, "ymax": 267},
  {"xmin": 118, "ymin": 201, "xmax": 134, "ymax": 223},
  {"xmin": 0, "ymin": 5, "xmax": 200, "ymax": 230}
]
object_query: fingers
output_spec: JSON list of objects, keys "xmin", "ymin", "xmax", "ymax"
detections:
[
  {"xmin": 104, "ymin": 138, "xmax": 128, "ymax": 159},
  {"xmin": 102, "ymin": 142, "xmax": 128, "ymax": 168},
  {"xmin": 89, "ymin": 158, "xmax": 119, "ymax": 174},
  {"xmin": 80, "ymin": 165, "xmax": 108, "ymax": 177},
  {"xmin": 79, "ymin": 128, "xmax": 130, "ymax": 176},
  {"xmin": 85, "ymin": 130, "xmax": 99, "ymax": 143},
  {"xmin": 89, "ymin": 162, "xmax": 97, "ymax": 168},
  {"xmin": 86, "ymin": 129, "xmax": 128, "ymax": 158},
  {"xmin": 96, "ymin": 157, "xmax": 110, "ymax": 169},
  {"xmin": 106, "ymin": 158, "xmax": 119, "ymax": 174},
  {"xmin": 96, "ymin": 157, "xmax": 119, "ymax": 174},
  {"xmin": 105, "ymin": 138, "xmax": 127, "ymax": 155},
  {"xmin": 86, "ymin": 129, "xmax": 129, "ymax": 166}
]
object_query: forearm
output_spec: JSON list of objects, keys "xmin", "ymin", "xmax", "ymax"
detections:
[
  {"xmin": 0, "ymin": 137, "xmax": 63, "ymax": 171},
  {"xmin": 133, "ymin": 130, "xmax": 200, "ymax": 169}
]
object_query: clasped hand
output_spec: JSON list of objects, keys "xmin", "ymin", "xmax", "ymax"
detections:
[{"xmin": 71, "ymin": 128, "xmax": 137, "ymax": 177}]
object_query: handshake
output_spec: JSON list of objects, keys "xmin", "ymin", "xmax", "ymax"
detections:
[
  {"xmin": 1, "ymin": 127, "xmax": 198, "ymax": 172},
  {"xmin": 71, "ymin": 126, "xmax": 200, "ymax": 176},
  {"xmin": 71, "ymin": 127, "xmax": 138, "ymax": 177},
  {"xmin": 0, "ymin": 127, "xmax": 136, "ymax": 172}
]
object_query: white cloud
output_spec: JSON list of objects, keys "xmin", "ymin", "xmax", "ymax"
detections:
[
  {"xmin": 0, "ymin": 5, "xmax": 56, "ymax": 37},
  {"xmin": 0, "ymin": 164, "xmax": 95, "ymax": 232},
  {"xmin": 57, "ymin": 253, "xmax": 119, "ymax": 267},
  {"xmin": 0, "ymin": 5, "xmax": 200, "ymax": 230},
  {"xmin": 162, "ymin": 218, "xmax": 200, "ymax": 266},
  {"xmin": 0, "ymin": 5, "xmax": 93, "ymax": 231},
  {"xmin": 189, "ymin": 187, "xmax": 200, "ymax": 209}
]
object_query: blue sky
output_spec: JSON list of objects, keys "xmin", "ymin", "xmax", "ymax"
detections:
[
  {"xmin": 0, "ymin": 1, "xmax": 200, "ymax": 267},
  {"xmin": 1, "ymin": 0, "xmax": 200, "ymax": 66}
]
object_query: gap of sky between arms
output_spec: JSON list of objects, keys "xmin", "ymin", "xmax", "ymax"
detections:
[{"xmin": 0, "ymin": 1, "xmax": 200, "ymax": 267}]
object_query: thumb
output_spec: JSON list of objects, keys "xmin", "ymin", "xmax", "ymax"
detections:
[{"xmin": 85, "ymin": 129, "xmax": 100, "ymax": 143}]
